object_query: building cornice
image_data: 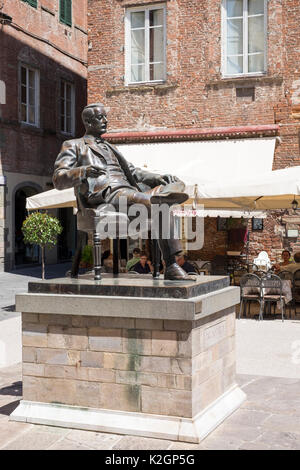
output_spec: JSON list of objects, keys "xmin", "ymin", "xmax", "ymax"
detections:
[{"xmin": 103, "ymin": 124, "xmax": 279, "ymax": 144}]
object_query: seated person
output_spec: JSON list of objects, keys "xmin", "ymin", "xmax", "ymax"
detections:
[
  {"xmin": 175, "ymin": 253, "xmax": 196, "ymax": 274},
  {"xmin": 277, "ymin": 251, "xmax": 300, "ymax": 273},
  {"xmin": 273, "ymin": 249, "xmax": 294, "ymax": 272},
  {"xmin": 131, "ymin": 252, "xmax": 153, "ymax": 274},
  {"xmin": 126, "ymin": 248, "xmax": 141, "ymax": 272},
  {"xmin": 101, "ymin": 250, "xmax": 113, "ymax": 273}
]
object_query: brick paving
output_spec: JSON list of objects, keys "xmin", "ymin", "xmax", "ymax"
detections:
[
  {"xmin": 0, "ymin": 364, "xmax": 300, "ymax": 450},
  {"xmin": 0, "ymin": 263, "xmax": 71, "ymax": 322}
]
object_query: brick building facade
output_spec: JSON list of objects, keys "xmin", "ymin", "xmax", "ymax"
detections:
[
  {"xmin": 86, "ymin": 0, "xmax": 300, "ymax": 265},
  {"xmin": 0, "ymin": 0, "xmax": 87, "ymax": 270}
]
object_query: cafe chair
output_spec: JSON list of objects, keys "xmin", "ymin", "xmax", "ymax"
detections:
[
  {"xmin": 292, "ymin": 269, "xmax": 300, "ymax": 316},
  {"xmin": 247, "ymin": 263, "xmax": 259, "ymax": 274},
  {"xmin": 239, "ymin": 273, "xmax": 262, "ymax": 319},
  {"xmin": 253, "ymin": 251, "xmax": 272, "ymax": 272},
  {"xmin": 199, "ymin": 261, "xmax": 212, "ymax": 275},
  {"xmin": 261, "ymin": 273, "xmax": 289, "ymax": 321},
  {"xmin": 233, "ymin": 266, "xmax": 248, "ymax": 286},
  {"xmin": 278, "ymin": 270, "xmax": 293, "ymax": 282}
]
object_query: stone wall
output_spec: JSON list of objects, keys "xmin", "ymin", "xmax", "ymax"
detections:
[{"xmin": 22, "ymin": 308, "xmax": 236, "ymax": 418}]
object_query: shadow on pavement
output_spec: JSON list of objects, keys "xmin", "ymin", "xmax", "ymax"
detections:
[
  {"xmin": 0, "ymin": 400, "xmax": 20, "ymax": 417},
  {"xmin": 0, "ymin": 382, "xmax": 22, "ymax": 397},
  {"xmin": 6, "ymin": 262, "xmax": 72, "ymax": 280},
  {"xmin": 1, "ymin": 305, "xmax": 16, "ymax": 312}
]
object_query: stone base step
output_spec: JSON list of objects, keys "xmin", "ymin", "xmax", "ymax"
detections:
[{"xmin": 10, "ymin": 384, "xmax": 246, "ymax": 443}]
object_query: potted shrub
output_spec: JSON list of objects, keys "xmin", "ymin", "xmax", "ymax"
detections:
[{"xmin": 22, "ymin": 211, "xmax": 63, "ymax": 280}]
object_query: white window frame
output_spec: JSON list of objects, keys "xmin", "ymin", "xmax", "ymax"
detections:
[
  {"xmin": 19, "ymin": 63, "xmax": 40, "ymax": 127},
  {"xmin": 221, "ymin": 0, "xmax": 268, "ymax": 77},
  {"xmin": 125, "ymin": 3, "xmax": 167, "ymax": 85},
  {"xmin": 60, "ymin": 79, "xmax": 75, "ymax": 136}
]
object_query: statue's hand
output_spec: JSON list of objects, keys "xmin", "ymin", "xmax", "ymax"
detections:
[
  {"xmin": 85, "ymin": 165, "xmax": 107, "ymax": 178},
  {"xmin": 141, "ymin": 172, "xmax": 167, "ymax": 187},
  {"xmin": 162, "ymin": 174, "xmax": 183, "ymax": 184}
]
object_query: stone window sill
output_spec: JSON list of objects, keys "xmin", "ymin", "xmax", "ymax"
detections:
[
  {"xmin": 207, "ymin": 75, "xmax": 283, "ymax": 89},
  {"xmin": 106, "ymin": 82, "xmax": 178, "ymax": 97},
  {"xmin": 19, "ymin": 122, "xmax": 43, "ymax": 134}
]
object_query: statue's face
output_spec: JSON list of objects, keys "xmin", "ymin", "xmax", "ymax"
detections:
[{"xmin": 89, "ymin": 106, "xmax": 108, "ymax": 135}]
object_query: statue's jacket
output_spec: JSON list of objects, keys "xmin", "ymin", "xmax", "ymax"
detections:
[{"xmin": 53, "ymin": 135, "xmax": 151, "ymax": 206}]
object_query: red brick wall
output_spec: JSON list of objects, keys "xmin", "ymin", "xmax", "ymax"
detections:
[
  {"xmin": 87, "ymin": 0, "xmax": 300, "ymax": 262},
  {"xmin": 189, "ymin": 218, "xmax": 228, "ymax": 261},
  {"xmin": 0, "ymin": 0, "xmax": 87, "ymax": 176},
  {"xmin": 87, "ymin": 0, "xmax": 300, "ymax": 167}
]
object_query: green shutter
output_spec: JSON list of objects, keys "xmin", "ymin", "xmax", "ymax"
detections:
[
  {"xmin": 22, "ymin": 0, "xmax": 37, "ymax": 7},
  {"xmin": 60, "ymin": 0, "xmax": 72, "ymax": 27}
]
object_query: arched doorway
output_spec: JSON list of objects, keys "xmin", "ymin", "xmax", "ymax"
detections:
[
  {"xmin": 14, "ymin": 186, "xmax": 39, "ymax": 265},
  {"xmin": 57, "ymin": 207, "xmax": 76, "ymax": 261}
]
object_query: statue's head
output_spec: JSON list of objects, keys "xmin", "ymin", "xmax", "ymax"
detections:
[{"xmin": 82, "ymin": 103, "xmax": 108, "ymax": 135}]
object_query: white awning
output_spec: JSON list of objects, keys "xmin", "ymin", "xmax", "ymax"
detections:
[
  {"xmin": 26, "ymin": 187, "xmax": 76, "ymax": 210},
  {"xmin": 118, "ymin": 137, "xmax": 275, "ymax": 186},
  {"xmin": 26, "ymin": 137, "xmax": 276, "ymax": 215},
  {"xmin": 26, "ymin": 188, "xmax": 266, "ymax": 219},
  {"xmin": 173, "ymin": 208, "xmax": 266, "ymax": 218},
  {"xmin": 189, "ymin": 166, "xmax": 300, "ymax": 210}
]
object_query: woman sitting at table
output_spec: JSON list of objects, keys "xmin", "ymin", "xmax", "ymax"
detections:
[
  {"xmin": 130, "ymin": 252, "xmax": 153, "ymax": 274},
  {"xmin": 273, "ymin": 249, "xmax": 294, "ymax": 272}
]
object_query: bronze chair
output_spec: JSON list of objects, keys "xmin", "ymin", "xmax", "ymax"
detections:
[{"xmin": 71, "ymin": 194, "xmax": 160, "ymax": 281}]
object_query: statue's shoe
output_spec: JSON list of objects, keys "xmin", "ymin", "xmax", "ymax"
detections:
[
  {"xmin": 150, "ymin": 192, "xmax": 189, "ymax": 205},
  {"xmin": 164, "ymin": 263, "xmax": 196, "ymax": 281}
]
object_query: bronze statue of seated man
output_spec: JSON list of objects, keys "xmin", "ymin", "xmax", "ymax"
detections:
[{"xmin": 53, "ymin": 103, "xmax": 192, "ymax": 281}]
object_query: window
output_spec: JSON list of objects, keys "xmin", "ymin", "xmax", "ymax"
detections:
[
  {"xmin": 21, "ymin": 0, "xmax": 37, "ymax": 7},
  {"xmin": 60, "ymin": 0, "xmax": 72, "ymax": 27},
  {"xmin": 217, "ymin": 217, "xmax": 228, "ymax": 231},
  {"xmin": 222, "ymin": 0, "xmax": 267, "ymax": 76},
  {"xmin": 125, "ymin": 4, "xmax": 166, "ymax": 84},
  {"xmin": 252, "ymin": 218, "xmax": 264, "ymax": 231},
  {"xmin": 20, "ymin": 65, "xmax": 39, "ymax": 126},
  {"xmin": 60, "ymin": 80, "xmax": 75, "ymax": 134}
]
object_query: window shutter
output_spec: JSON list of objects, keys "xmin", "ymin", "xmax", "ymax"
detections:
[
  {"xmin": 60, "ymin": 0, "xmax": 66, "ymax": 23},
  {"xmin": 60, "ymin": 0, "xmax": 72, "ymax": 26},
  {"xmin": 65, "ymin": 0, "xmax": 72, "ymax": 26},
  {"xmin": 23, "ymin": 0, "xmax": 37, "ymax": 7}
]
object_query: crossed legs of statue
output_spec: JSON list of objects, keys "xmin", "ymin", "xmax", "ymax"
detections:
[{"xmin": 104, "ymin": 183, "xmax": 192, "ymax": 281}]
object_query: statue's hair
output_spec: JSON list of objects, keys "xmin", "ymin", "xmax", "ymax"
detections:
[{"xmin": 81, "ymin": 103, "xmax": 105, "ymax": 124}]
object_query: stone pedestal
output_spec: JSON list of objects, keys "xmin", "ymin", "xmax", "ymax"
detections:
[{"xmin": 11, "ymin": 275, "xmax": 245, "ymax": 443}]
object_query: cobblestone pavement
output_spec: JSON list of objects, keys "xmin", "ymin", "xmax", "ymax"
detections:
[
  {"xmin": 0, "ymin": 364, "xmax": 300, "ymax": 450},
  {"xmin": 0, "ymin": 263, "xmax": 71, "ymax": 322}
]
